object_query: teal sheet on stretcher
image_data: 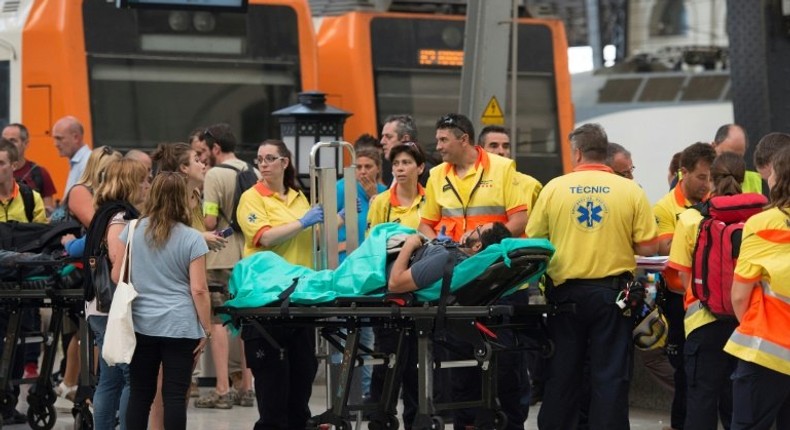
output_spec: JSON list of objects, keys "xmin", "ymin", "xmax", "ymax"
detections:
[{"xmin": 225, "ymin": 223, "xmax": 554, "ymax": 311}]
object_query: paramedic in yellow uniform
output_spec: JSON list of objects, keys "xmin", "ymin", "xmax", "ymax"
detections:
[
  {"xmin": 653, "ymin": 142, "xmax": 716, "ymax": 430},
  {"xmin": 477, "ymin": 125, "xmax": 542, "ymax": 213},
  {"xmin": 365, "ymin": 141, "xmax": 425, "ymax": 428},
  {"xmin": 236, "ymin": 139, "xmax": 321, "ymax": 430},
  {"xmin": 477, "ymin": 124, "xmax": 542, "ymax": 429},
  {"xmin": 527, "ymin": 124, "xmax": 657, "ymax": 430},
  {"xmin": 367, "ymin": 142, "xmax": 425, "ymax": 232},
  {"xmin": 725, "ymin": 146, "xmax": 790, "ymax": 430},
  {"xmin": 668, "ymin": 153, "xmax": 764, "ymax": 430},
  {"xmin": 0, "ymin": 139, "xmax": 46, "ymax": 223},
  {"xmin": 418, "ymin": 113, "xmax": 528, "ymax": 241}
]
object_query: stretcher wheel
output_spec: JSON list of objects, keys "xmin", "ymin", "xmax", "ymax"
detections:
[
  {"xmin": 336, "ymin": 420, "xmax": 352, "ymax": 430},
  {"xmin": 0, "ymin": 391, "xmax": 16, "ymax": 415},
  {"xmin": 493, "ymin": 410, "xmax": 507, "ymax": 430},
  {"xmin": 540, "ymin": 339, "xmax": 555, "ymax": 359},
  {"xmin": 369, "ymin": 414, "xmax": 399, "ymax": 430},
  {"xmin": 73, "ymin": 405, "xmax": 93, "ymax": 430},
  {"xmin": 430, "ymin": 416, "xmax": 443, "ymax": 430},
  {"xmin": 27, "ymin": 402, "xmax": 56, "ymax": 430},
  {"xmin": 474, "ymin": 343, "xmax": 493, "ymax": 361}
]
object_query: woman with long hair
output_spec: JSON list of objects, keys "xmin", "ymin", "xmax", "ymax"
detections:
[
  {"xmin": 122, "ymin": 173, "xmax": 211, "ymax": 430},
  {"xmin": 83, "ymin": 158, "xmax": 150, "ymax": 430},
  {"xmin": 668, "ymin": 152, "xmax": 766, "ymax": 429},
  {"xmin": 236, "ymin": 139, "xmax": 321, "ymax": 430},
  {"xmin": 724, "ymin": 147, "xmax": 790, "ymax": 429},
  {"xmin": 67, "ymin": 146, "xmax": 123, "ymax": 227},
  {"xmin": 151, "ymin": 142, "xmax": 225, "ymax": 250}
]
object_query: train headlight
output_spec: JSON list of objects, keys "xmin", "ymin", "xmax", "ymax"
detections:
[
  {"xmin": 193, "ymin": 12, "xmax": 217, "ymax": 33},
  {"xmin": 168, "ymin": 11, "xmax": 190, "ymax": 32}
]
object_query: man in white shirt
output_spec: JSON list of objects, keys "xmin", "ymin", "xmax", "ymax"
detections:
[{"xmin": 53, "ymin": 116, "xmax": 90, "ymax": 195}]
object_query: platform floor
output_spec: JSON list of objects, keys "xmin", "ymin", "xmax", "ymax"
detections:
[{"xmin": 6, "ymin": 382, "xmax": 674, "ymax": 430}]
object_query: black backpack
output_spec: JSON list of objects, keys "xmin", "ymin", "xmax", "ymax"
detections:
[
  {"xmin": 214, "ymin": 163, "xmax": 258, "ymax": 232},
  {"xmin": 0, "ymin": 220, "xmax": 82, "ymax": 253}
]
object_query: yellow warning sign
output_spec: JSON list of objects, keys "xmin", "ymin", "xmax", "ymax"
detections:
[{"xmin": 481, "ymin": 96, "xmax": 505, "ymax": 125}]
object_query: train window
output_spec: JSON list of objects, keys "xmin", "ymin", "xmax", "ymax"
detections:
[
  {"xmin": 371, "ymin": 18, "xmax": 561, "ymax": 182},
  {"xmin": 0, "ymin": 61, "xmax": 8, "ymax": 127},
  {"xmin": 83, "ymin": 2, "xmax": 302, "ymax": 161},
  {"xmin": 88, "ymin": 60, "xmax": 297, "ymax": 154}
]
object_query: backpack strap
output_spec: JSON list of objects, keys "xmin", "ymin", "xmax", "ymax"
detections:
[
  {"xmin": 213, "ymin": 164, "xmax": 241, "ymax": 225},
  {"xmin": 18, "ymin": 182, "xmax": 34, "ymax": 222},
  {"xmin": 29, "ymin": 162, "xmax": 45, "ymax": 194}
]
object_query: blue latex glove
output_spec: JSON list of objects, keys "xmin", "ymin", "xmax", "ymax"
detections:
[
  {"xmin": 65, "ymin": 236, "xmax": 86, "ymax": 258},
  {"xmin": 299, "ymin": 205, "xmax": 324, "ymax": 228},
  {"xmin": 436, "ymin": 225, "xmax": 452, "ymax": 242}
]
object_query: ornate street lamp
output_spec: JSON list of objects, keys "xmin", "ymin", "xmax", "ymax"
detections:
[{"xmin": 272, "ymin": 91, "xmax": 351, "ymax": 187}]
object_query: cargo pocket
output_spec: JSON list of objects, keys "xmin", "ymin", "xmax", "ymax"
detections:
[{"xmin": 684, "ymin": 341, "xmax": 700, "ymax": 389}]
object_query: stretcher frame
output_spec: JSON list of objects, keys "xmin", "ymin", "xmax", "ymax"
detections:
[
  {"xmin": 219, "ymin": 248, "xmax": 557, "ymax": 430},
  {"xmin": 0, "ymin": 260, "xmax": 92, "ymax": 430}
]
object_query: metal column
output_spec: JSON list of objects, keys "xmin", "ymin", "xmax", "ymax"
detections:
[{"xmin": 459, "ymin": 0, "xmax": 511, "ymax": 132}]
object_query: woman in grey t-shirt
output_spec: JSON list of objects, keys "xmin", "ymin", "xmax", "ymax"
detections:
[{"xmin": 119, "ymin": 173, "xmax": 211, "ymax": 430}]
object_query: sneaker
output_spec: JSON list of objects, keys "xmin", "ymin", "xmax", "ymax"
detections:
[
  {"xmin": 234, "ymin": 389, "xmax": 255, "ymax": 407},
  {"xmin": 53, "ymin": 382, "xmax": 77, "ymax": 413},
  {"xmin": 194, "ymin": 391, "xmax": 233, "ymax": 409},
  {"xmin": 189, "ymin": 381, "xmax": 200, "ymax": 398},
  {"xmin": 24, "ymin": 363, "xmax": 39, "ymax": 379}
]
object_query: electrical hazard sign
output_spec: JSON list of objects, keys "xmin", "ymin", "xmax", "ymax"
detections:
[{"xmin": 481, "ymin": 96, "xmax": 505, "ymax": 125}]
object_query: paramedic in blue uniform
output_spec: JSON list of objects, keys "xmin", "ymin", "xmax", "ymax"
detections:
[{"xmin": 526, "ymin": 124, "xmax": 658, "ymax": 430}]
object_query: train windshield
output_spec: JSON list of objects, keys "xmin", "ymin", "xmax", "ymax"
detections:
[
  {"xmin": 371, "ymin": 18, "xmax": 562, "ymax": 183},
  {"xmin": 82, "ymin": 3, "xmax": 302, "ymax": 157}
]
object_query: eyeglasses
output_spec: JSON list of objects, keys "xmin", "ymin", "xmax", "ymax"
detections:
[
  {"xmin": 254, "ymin": 154, "xmax": 285, "ymax": 166},
  {"xmin": 402, "ymin": 141, "xmax": 417, "ymax": 147},
  {"xmin": 615, "ymin": 166, "xmax": 636, "ymax": 178}
]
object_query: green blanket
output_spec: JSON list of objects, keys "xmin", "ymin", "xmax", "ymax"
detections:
[{"xmin": 225, "ymin": 223, "xmax": 554, "ymax": 310}]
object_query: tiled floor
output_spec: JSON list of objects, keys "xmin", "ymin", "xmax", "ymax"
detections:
[{"xmin": 6, "ymin": 382, "xmax": 673, "ymax": 430}]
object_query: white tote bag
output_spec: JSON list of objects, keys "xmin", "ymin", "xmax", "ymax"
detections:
[{"xmin": 102, "ymin": 219, "xmax": 139, "ymax": 366}]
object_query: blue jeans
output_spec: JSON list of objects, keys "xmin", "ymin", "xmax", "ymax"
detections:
[{"xmin": 89, "ymin": 316, "xmax": 130, "ymax": 430}]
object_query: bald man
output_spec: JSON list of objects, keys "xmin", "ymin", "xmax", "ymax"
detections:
[
  {"xmin": 125, "ymin": 149, "xmax": 152, "ymax": 174},
  {"xmin": 53, "ymin": 116, "xmax": 90, "ymax": 195},
  {"xmin": 711, "ymin": 124, "xmax": 768, "ymax": 197}
]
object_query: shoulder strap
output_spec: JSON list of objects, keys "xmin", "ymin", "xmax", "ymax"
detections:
[
  {"xmin": 215, "ymin": 163, "xmax": 240, "ymax": 173},
  {"xmin": 212, "ymin": 163, "xmax": 241, "ymax": 224},
  {"xmin": 29, "ymin": 162, "xmax": 44, "ymax": 192},
  {"xmin": 119, "ymin": 219, "xmax": 138, "ymax": 284},
  {"xmin": 18, "ymin": 183, "xmax": 34, "ymax": 222}
]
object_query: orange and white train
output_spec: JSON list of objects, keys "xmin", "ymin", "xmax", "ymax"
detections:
[{"xmin": 0, "ymin": 0, "xmax": 573, "ymax": 198}]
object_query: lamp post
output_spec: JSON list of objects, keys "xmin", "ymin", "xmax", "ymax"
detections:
[{"xmin": 272, "ymin": 91, "xmax": 351, "ymax": 187}]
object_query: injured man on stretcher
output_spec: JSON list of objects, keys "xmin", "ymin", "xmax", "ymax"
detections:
[
  {"xmin": 223, "ymin": 222, "xmax": 552, "ymax": 311},
  {"xmin": 387, "ymin": 222, "xmax": 511, "ymax": 293}
]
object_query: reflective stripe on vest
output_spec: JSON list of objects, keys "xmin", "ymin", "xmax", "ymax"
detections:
[{"xmin": 725, "ymin": 280, "xmax": 790, "ymax": 376}]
